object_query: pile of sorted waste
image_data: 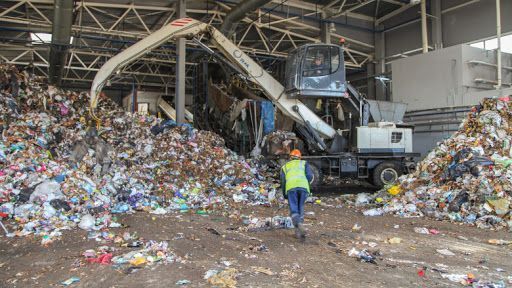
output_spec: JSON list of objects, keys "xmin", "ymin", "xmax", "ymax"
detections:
[
  {"xmin": 0, "ymin": 64, "xmax": 278, "ymax": 244},
  {"xmin": 366, "ymin": 98, "xmax": 512, "ymax": 230}
]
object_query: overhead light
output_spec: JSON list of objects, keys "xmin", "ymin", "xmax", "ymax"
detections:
[
  {"xmin": 410, "ymin": 0, "xmax": 421, "ymax": 4},
  {"xmin": 30, "ymin": 33, "xmax": 74, "ymax": 45},
  {"xmin": 375, "ymin": 76, "xmax": 390, "ymax": 82}
]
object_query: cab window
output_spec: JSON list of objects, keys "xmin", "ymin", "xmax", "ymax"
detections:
[
  {"xmin": 330, "ymin": 46, "xmax": 340, "ymax": 73},
  {"xmin": 303, "ymin": 46, "xmax": 331, "ymax": 77}
]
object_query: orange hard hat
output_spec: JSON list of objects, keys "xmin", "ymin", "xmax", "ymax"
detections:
[{"xmin": 290, "ymin": 149, "xmax": 302, "ymax": 158}]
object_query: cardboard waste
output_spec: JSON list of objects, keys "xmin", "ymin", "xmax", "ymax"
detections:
[
  {"xmin": 366, "ymin": 98, "xmax": 512, "ymax": 230},
  {"xmin": 0, "ymin": 64, "xmax": 279, "ymax": 244}
]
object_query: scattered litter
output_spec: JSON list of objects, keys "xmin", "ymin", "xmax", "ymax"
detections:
[
  {"xmin": 205, "ymin": 268, "xmax": 238, "ymax": 288},
  {"xmin": 436, "ymin": 249, "xmax": 455, "ymax": 256},
  {"xmin": 414, "ymin": 227, "xmax": 440, "ymax": 235},
  {"xmin": 108, "ymin": 240, "xmax": 181, "ymax": 271},
  {"xmin": 414, "ymin": 227, "xmax": 429, "ymax": 234},
  {"xmin": 243, "ymin": 216, "xmax": 293, "ymax": 232},
  {"xmin": 86, "ymin": 253, "xmax": 113, "ymax": 265},
  {"xmin": 204, "ymin": 269, "xmax": 219, "ymax": 280},
  {"xmin": 441, "ymin": 273, "xmax": 470, "ymax": 284},
  {"xmin": 488, "ymin": 239, "xmax": 512, "ymax": 245},
  {"xmin": 348, "ymin": 247, "xmax": 378, "ymax": 264},
  {"xmin": 355, "ymin": 193, "xmax": 372, "ymax": 206},
  {"xmin": 253, "ymin": 266, "xmax": 274, "ymax": 275},
  {"xmin": 61, "ymin": 277, "xmax": 80, "ymax": 286},
  {"xmin": 175, "ymin": 280, "xmax": 191, "ymax": 286},
  {"xmin": 417, "ymin": 268, "xmax": 425, "ymax": 277},
  {"xmin": 362, "ymin": 208, "xmax": 383, "ymax": 217},
  {"xmin": 386, "ymin": 237, "xmax": 402, "ymax": 244}
]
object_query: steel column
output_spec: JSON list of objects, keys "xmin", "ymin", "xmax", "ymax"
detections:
[
  {"xmin": 175, "ymin": 0, "xmax": 186, "ymax": 124},
  {"xmin": 421, "ymin": 0, "xmax": 428, "ymax": 53},
  {"xmin": 431, "ymin": 0, "xmax": 442, "ymax": 50},
  {"xmin": 496, "ymin": 0, "xmax": 502, "ymax": 90}
]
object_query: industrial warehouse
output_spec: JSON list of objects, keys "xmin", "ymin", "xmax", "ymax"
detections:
[{"xmin": 1, "ymin": 0, "xmax": 512, "ymax": 287}]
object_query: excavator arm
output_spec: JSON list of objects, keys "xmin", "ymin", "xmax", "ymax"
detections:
[{"xmin": 90, "ymin": 18, "xmax": 336, "ymax": 139}]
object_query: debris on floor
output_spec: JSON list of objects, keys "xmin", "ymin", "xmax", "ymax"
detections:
[{"xmin": 205, "ymin": 268, "xmax": 238, "ymax": 288}]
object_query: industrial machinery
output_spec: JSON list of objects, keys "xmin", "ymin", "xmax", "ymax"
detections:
[{"xmin": 90, "ymin": 17, "xmax": 418, "ymax": 189}]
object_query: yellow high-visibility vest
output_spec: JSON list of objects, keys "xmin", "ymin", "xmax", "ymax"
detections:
[{"xmin": 282, "ymin": 160, "xmax": 310, "ymax": 194}]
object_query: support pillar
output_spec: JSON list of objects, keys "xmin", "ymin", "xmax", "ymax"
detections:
[
  {"xmin": 375, "ymin": 29, "xmax": 386, "ymax": 101},
  {"xmin": 496, "ymin": 0, "xmax": 502, "ymax": 90},
  {"xmin": 175, "ymin": 0, "xmax": 186, "ymax": 124},
  {"xmin": 431, "ymin": 0, "xmax": 443, "ymax": 50},
  {"xmin": 320, "ymin": 12, "xmax": 331, "ymax": 44},
  {"xmin": 421, "ymin": 0, "xmax": 428, "ymax": 53},
  {"xmin": 366, "ymin": 62, "xmax": 375, "ymax": 100}
]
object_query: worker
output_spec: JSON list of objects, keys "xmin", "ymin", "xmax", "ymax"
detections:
[
  {"xmin": 311, "ymin": 56, "xmax": 327, "ymax": 75},
  {"xmin": 280, "ymin": 149, "xmax": 314, "ymax": 241}
]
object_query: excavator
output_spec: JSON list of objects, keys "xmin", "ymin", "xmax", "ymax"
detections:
[{"xmin": 90, "ymin": 17, "xmax": 418, "ymax": 189}]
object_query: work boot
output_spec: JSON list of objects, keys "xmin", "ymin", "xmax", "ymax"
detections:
[
  {"xmin": 295, "ymin": 227, "xmax": 302, "ymax": 239},
  {"xmin": 297, "ymin": 223, "xmax": 306, "ymax": 242}
]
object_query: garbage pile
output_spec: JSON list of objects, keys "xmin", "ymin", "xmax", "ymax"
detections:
[
  {"xmin": 0, "ymin": 64, "xmax": 278, "ymax": 243},
  {"xmin": 81, "ymin": 232, "xmax": 183, "ymax": 274},
  {"xmin": 366, "ymin": 98, "xmax": 512, "ymax": 230}
]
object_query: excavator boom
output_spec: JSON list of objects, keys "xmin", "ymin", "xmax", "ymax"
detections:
[{"xmin": 90, "ymin": 18, "xmax": 336, "ymax": 139}]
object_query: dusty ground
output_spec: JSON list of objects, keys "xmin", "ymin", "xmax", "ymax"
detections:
[{"xmin": 1, "ymin": 193, "xmax": 512, "ymax": 288}]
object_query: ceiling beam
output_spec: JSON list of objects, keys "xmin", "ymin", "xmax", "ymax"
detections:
[
  {"xmin": 328, "ymin": 0, "xmax": 375, "ymax": 19},
  {"xmin": 270, "ymin": 0, "xmax": 374, "ymax": 22},
  {"xmin": 376, "ymin": 2, "xmax": 418, "ymax": 25}
]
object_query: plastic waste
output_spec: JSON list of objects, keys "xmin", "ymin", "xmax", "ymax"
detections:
[
  {"xmin": 363, "ymin": 208, "xmax": 384, "ymax": 216},
  {"xmin": 50, "ymin": 199, "xmax": 71, "ymax": 211},
  {"xmin": 367, "ymin": 98, "xmax": 512, "ymax": 231},
  {"xmin": 413, "ymin": 227, "xmax": 430, "ymax": 234},
  {"xmin": 0, "ymin": 63, "xmax": 278, "ymax": 246},
  {"xmin": 29, "ymin": 181, "xmax": 64, "ymax": 203},
  {"xmin": 488, "ymin": 239, "xmax": 512, "ymax": 245},
  {"xmin": 387, "ymin": 185, "xmax": 401, "ymax": 196},
  {"xmin": 436, "ymin": 249, "xmax": 455, "ymax": 256},
  {"xmin": 42, "ymin": 203, "xmax": 57, "ymax": 219},
  {"xmin": 348, "ymin": 247, "xmax": 377, "ymax": 264},
  {"xmin": 86, "ymin": 253, "xmax": 113, "ymax": 265},
  {"xmin": 355, "ymin": 193, "xmax": 372, "ymax": 206},
  {"xmin": 78, "ymin": 214, "xmax": 96, "ymax": 231},
  {"xmin": 176, "ymin": 280, "xmax": 191, "ymax": 285},
  {"xmin": 61, "ymin": 277, "xmax": 80, "ymax": 286},
  {"xmin": 387, "ymin": 237, "xmax": 402, "ymax": 244}
]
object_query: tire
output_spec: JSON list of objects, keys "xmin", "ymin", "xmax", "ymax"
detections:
[
  {"xmin": 372, "ymin": 162, "xmax": 401, "ymax": 189},
  {"xmin": 308, "ymin": 163, "xmax": 323, "ymax": 189}
]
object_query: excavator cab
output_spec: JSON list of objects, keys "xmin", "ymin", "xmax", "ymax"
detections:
[{"xmin": 285, "ymin": 44, "xmax": 346, "ymax": 98}]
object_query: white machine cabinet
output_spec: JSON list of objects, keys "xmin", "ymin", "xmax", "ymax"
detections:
[{"xmin": 356, "ymin": 122, "xmax": 413, "ymax": 153}]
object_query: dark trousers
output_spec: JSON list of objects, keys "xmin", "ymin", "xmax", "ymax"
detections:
[{"xmin": 287, "ymin": 188, "xmax": 308, "ymax": 227}]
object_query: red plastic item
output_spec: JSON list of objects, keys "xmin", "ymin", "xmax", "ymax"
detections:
[
  {"xmin": 428, "ymin": 229, "xmax": 440, "ymax": 235},
  {"xmin": 0, "ymin": 212, "xmax": 8, "ymax": 218},
  {"xmin": 417, "ymin": 269, "xmax": 425, "ymax": 277},
  {"xmin": 86, "ymin": 253, "xmax": 113, "ymax": 265}
]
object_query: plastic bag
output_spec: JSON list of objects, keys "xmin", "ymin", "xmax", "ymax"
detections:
[
  {"xmin": 78, "ymin": 214, "xmax": 96, "ymax": 231},
  {"xmin": 29, "ymin": 181, "xmax": 63, "ymax": 203}
]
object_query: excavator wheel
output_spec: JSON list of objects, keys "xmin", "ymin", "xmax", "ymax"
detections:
[
  {"xmin": 308, "ymin": 163, "xmax": 324, "ymax": 190},
  {"xmin": 372, "ymin": 162, "xmax": 401, "ymax": 189}
]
